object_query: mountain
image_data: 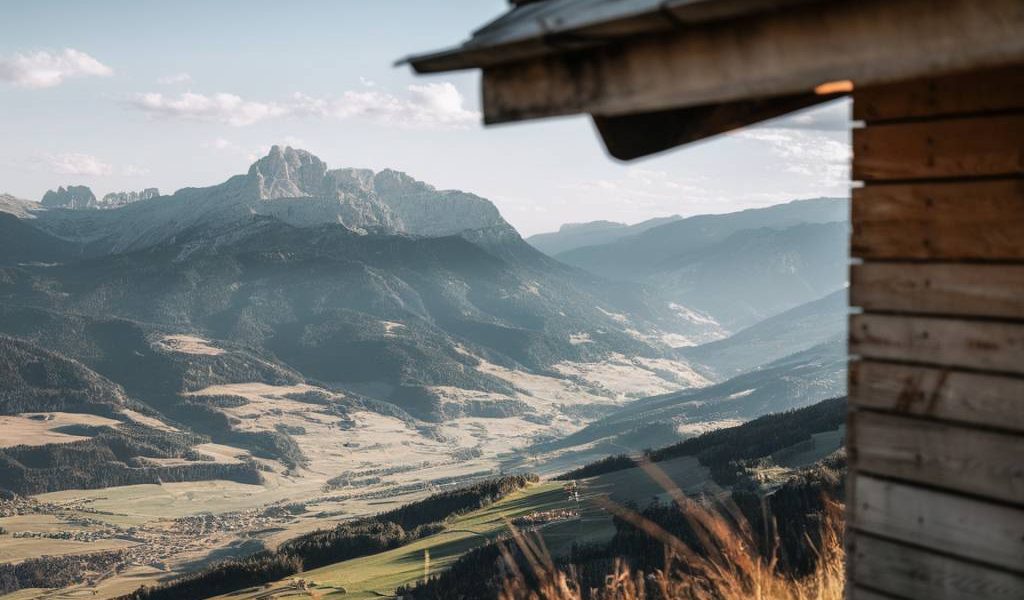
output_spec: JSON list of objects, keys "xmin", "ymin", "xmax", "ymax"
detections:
[
  {"xmin": 40, "ymin": 185, "xmax": 97, "ymax": 209},
  {"xmin": 552, "ymin": 199, "xmax": 849, "ymax": 331},
  {"xmin": 15, "ymin": 146, "xmax": 514, "ymax": 255},
  {"xmin": 0, "ymin": 147, "xmax": 718, "ymax": 427},
  {"xmin": 0, "ymin": 193, "xmax": 37, "ymax": 219},
  {"xmin": 0, "ymin": 334, "xmax": 133, "ymax": 416},
  {"xmin": 0, "ymin": 216, "xmax": 702, "ymax": 420},
  {"xmin": 653, "ymin": 221, "xmax": 849, "ymax": 329},
  {"xmin": 0, "ymin": 212, "xmax": 86, "ymax": 266},
  {"xmin": 0, "ymin": 334, "xmax": 262, "ymax": 495},
  {"xmin": 100, "ymin": 188, "xmax": 160, "ymax": 209},
  {"xmin": 555, "ymin": 198, "xmax": 847, "ymax": 280},
  {"xmin": 527, "ymin": 215, "xmax": 681, "ymax": 256},
  {"xmin": 680, "ymin": 288, "xmax": 848, "ymax": 379},
  {"xmin": 526, "ymin": 335, "xmax": 846, "ymax": 462}
]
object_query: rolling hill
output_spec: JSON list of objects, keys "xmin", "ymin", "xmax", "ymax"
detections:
[
  {"xmin": 679, "ymin": 288, "xmax": 848, "ymax": 379},
  {"xmin": 526, "ymin": 215, "xmax": 681, "ymax": 256},
  {"xmin": 520, "ymin": 335, "xmax": 847, "ymax": 470},
  {"xmin": 554, "ymin": 198, "xmax": 849, "ymax": 330}
]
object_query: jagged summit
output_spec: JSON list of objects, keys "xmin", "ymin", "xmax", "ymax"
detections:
[
  {"xmin": 41, "ymin": 185, "xmax": 97, "ymax": 209},
  {"xmin": 11, "ymin": 146, "xmax": 515, "ymax": 252},
  {"xmin": 248, "ymin": 145, "xmax": 328, "ymax": 200}
]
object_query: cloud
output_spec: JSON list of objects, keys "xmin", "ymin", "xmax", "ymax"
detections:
[
  {"xmin": 737, "ymin": 128, "xmax": 851, "ymax": 188},
  {"xmin": 157, "ymin": 72, "xmax": 192, "ymax": 85},
  {"xmin": 122, "ymin": 164, "xmax": 151, "ymax": 176},
  {"xmin": 0, "ymin": 49, "xmax": 113, "ymax": 88},
  {"xmin": 42, "ymin": 153, "xmax": 113, "ymax": 176},
  {"xmin": 129, "ymin": 82, "xmax": 479, "ymax": 129},
  {"xmin": 130, "ymin": 92, "xmax": 289, "ymax": 126}
]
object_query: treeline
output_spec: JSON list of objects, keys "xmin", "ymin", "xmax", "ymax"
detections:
[
  {"xmin": 0, "ymin": 423, "xmax": 262, "ymax": 495},
  {"xmin": 0, "ymin": 335, "xmax": 134, "ymax": 417},
  {"xmin": 116, "ymin": 474, "xmax": 538, "ymax": 600},
  {"xmin": 168, "ymin": 401, "xmax": 306, "ymax": 469},
  {"xmin": 0, "ymin": 550, "xmax": 125, "ymax": 595},
  {"xmin": 556, "ymin": 396, "xmax": 846, "ymax": 485},
  {"xmin": 118, "ymin": 554, "xmax": 301, "ymax": 600},
  {"xmin": 402, "ymin": 457, "xmax": 845, "ymax": 599}
]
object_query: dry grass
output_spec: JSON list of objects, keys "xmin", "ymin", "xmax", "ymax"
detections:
[{"xmin": 498, "ymin": 460, "xmax": 845, "ymax": 600}]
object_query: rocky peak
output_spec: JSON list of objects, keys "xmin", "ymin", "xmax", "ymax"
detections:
[
  {"xmin": 372, "ymin": 169, "xmax": 432, "ymax": 197},
  {"xmin": 326, "ymin": 167, "xmax": 376, "ymax": 195},
  {"xmin": 247, "ymin": 145, "xmax": 327, "ymax": 200},
  {"xmin": 100, "ymin": 188, "xmax": 160, "ymax": 209},
  {"xmin": 40, "ymin": 185, "xmax": 97, "ymax": 210}
]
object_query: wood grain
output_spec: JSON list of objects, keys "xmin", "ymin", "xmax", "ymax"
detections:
[
  {"xmin": 847, "ymin": 587, "xmax": 901, "ymax": 600},
  {"xmin": 849, "ymin": 412, "xmax": 1024, "ymax": 504},
  {"xmin": 850, "ymin": 179, "xmax": 1024, "ymax": 260},
  {"xmin": 479, "ymin": 0, "xmax": 1024, "ymax": 123},
  {"xmin": 850, "ymin": 531, "xmax": 1024, "ymax": 599},
  {"xmin": 849, "ymin": 360, "xmax": 1024, "ymax": 433},
  {"xmin": 850, "ymin": 263, "xmax": 1024, "ymax": 318},
  {"xmin": 852, "ymin": 115, "xmax": 1024, "ymax": 181},
  {"xmin": 854, "ymin": 65, "xmax": 1024, "ymax": 121},
  {"xmin": 850, "ymin": 313, "xmax": 1024, "ymax": 375}
]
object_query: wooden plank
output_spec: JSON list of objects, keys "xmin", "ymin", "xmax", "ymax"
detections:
[
  {"xmin": 478, "ymin": 0, "xmax": 1024, "ymax": 123},
  {"xmin": 852, "ymin": 115, "xmax": 1024, "ymax": 181},
  {"xmin": 849, "ymin": 361, "xmax": 1024, "ymax": 433},
  {"xmin": 849, "ymin": 412, "xmax": 1024, "ymax": 504},
  {"xmin": 851, "ymin": 475, "xmax": 1024, "ymax": 573},
  {"xmin": 850, "ymin": 179, "xmax": 1024, "ymax": 260},
  {"xmin": 850, "ymin": 531, "xmax": 1024, "ymax": 599},
  {"xmin": 848, "ymin": 587, "xmax": 901, "ymax": 600},
  {"xmin": 850, "ymin": 313, "xmax": 1024, "ymax": 375},
  {"xmin": 854, "ymin": 65, "xmax": 1024, "ymax": 122},
  {"xmin": 850, "ymin": 263, "xmax": 1024, "ymax": 318}
]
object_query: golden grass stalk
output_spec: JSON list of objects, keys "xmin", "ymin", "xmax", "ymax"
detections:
[{"xmin": 498, "ymin": 459, "xmax": 845, "ymax": 600}]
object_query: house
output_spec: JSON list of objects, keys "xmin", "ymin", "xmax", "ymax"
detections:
[{"xmin": 402, "ymin": 1, "xmax": 1024, "ymax": 598}]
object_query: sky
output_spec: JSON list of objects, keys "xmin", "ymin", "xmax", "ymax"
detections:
[{"xmin": 0, "ymin": 0, "xmax": 851, "ymax": 236}]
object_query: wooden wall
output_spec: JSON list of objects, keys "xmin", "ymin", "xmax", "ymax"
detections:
[{"xmin": 846, "ymin": 65, "xmax": 1024, "ymax": 599}]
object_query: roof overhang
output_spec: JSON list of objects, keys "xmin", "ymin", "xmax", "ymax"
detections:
[{"xmin": 404, "ymin": 0, "xmax": 1024, "ymax": 159}]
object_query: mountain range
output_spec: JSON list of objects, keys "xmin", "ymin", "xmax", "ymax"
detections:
[
  {"xmin": 526, "ymin": 215, "xmax": 681, "ymax": 256},
  {"xmin": 0, "ymin": 146, "xmax": 847, "ymax": 499},
  {"xmin": 540, "ymin": 198, "xmax": 849, "ymax": 329}
]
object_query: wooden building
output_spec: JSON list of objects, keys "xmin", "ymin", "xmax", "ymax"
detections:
[{"xmin": 404, "ymin": 1, "xmax": 1024, "ymax": 598}]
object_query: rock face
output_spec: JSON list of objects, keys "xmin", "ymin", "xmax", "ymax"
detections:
[
  {"xmin": 100, "ymin": 188, "xmax": 159, "ymax": 208},
  {"xmin": 246, "ymin": 146, "xmax": 507, "ymax": 236},
  {"xmin": 24, "ymin": 146, "xmax": 514, "ymax": 252},
  {"xmin": 40, "ymin": 186, "xmax": 97, "ymax": 210},
  {"xmin": 0, "ymin": 193, "xmax": 38, "ymax": 219},
  {"xmin": 247, "ymin": 146, "xmax": 327, "ymax": 200}
]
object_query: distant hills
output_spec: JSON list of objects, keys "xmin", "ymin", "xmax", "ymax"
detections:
[
  {"xmin": 679, "ymin": 288, "xmax": 847, "ymax": 379},
  {"xmin": 524, "ymin": 335, "xmax": 847, "ymax": 467},
  {"xmin": 534, "ymin": 198, "xmax": 848, "ymax": 330},
  {"xmin": 526, "ymin": 215, "xmax": 681, "ymax": 255}
]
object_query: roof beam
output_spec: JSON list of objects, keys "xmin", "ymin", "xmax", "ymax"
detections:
[
  {"xmin": 480, "ymin": 0, "xmax": 1024, "ymax": 124},
  {"xmin": 592, "ymin": 91, "xmax": 839, "ymax": 160}
]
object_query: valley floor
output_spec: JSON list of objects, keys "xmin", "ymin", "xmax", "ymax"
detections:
[{"xmin": 0, "ymin": 342, "xmax": 713, "ymax": 599}]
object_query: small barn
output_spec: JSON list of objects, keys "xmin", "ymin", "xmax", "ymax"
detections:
[{"xmin": 404, "ymin": 1, "xmax": 1024, "ymax": 598}]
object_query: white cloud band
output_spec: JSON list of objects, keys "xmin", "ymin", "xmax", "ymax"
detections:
[
  {"xmin": 129, "ymin": 82, "xmax": 479, "ymax": 129},
  {"xmin": 0, "ymin": 49, "xmax": 113, "ymax": 88}
]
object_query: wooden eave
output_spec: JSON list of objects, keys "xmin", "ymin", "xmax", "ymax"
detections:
[{"xmin": 404, "ymin": 0, "xmax": 1024, "ymax": 160}]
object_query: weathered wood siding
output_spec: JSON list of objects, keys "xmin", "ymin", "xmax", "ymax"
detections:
[{"xmin": 847, "ymin": 65, "xmax": 1024, "ymax": 600}]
